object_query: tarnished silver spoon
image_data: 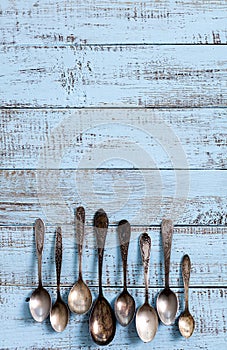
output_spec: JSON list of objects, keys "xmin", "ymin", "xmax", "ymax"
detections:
[
  {"xmin": 114, "ymin": 220, "xmax": 135, "ymax": 326},
  {"xmin": 89, "ymin": 209, "xmax": 116, "ymax": 346},
  {"xmin": 136, "ymin": 233, "xmax": 158, "ymax": 342},
  {"xmin": 68, "ymin": 206, "xmax": 92, "ymax": 314},
  {"xmin": 29, "ymin": 218, "xmax": 51, "ymax": 322},
  {"xmin": 179, "ymin": 254, "xmax": 195, "ymax": 338},
  {"xmin": 156, "ymin": 219, "xmax": 178, "ymax": 325},
  {"xmin": 50, "ymin": 227, "xmax": 69, "ymax": 332}
]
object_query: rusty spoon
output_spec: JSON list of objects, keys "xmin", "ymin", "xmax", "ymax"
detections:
[
  {"xmin": 89, "ymin": 209, "xmax": 116, "ymax": 346},
  {"xmin": 68, "ymin": 206, "xmax": 92, "ymax": 314},
  {"xmin": 50, "ymin": 227, "xmax": 69, "ymax": 332},
  {"xmin": 29, "ymin": 219, "xmax": 51, "ymax": 322},
  {"xmin": 178, "ymin": 254, "xmax": 195, "ymax": 338},
  {"xmin": 114, "ymin": 220, "xmax": 135, "ymax": 326}
]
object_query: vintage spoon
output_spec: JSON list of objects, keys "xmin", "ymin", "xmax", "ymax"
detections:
[
  {"xmin": 114, "ymin": 220, "xmax": 135, "ymax": 326},
  {"xmin": 178, "ymin": 254, "xmax": 195, "ymax": 338},
  {"xmin": 89, "ymin": 209, "xmax": 116, "ymax": 346},
  {"xmin": 156, "ymin": 219, "xmax": 178, "ymax": 325},
  {"xmin": 50, "ymin": 227, "xmax": 69, "ymax": 332},
  {"xmin": 29, "ymin": 218, "xmax": 51, "ymax": 322},
  {"xmin": 68, "ymin": 206, "xmax": 92, "ymax": 314},
  {"xmin": 136, "ymin": 233, "xmax": 158, "ymax": 342}
]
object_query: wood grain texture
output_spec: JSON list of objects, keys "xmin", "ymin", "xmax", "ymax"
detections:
[
  {"xmin": 1, "ymin": 45, "xmax": 227, "ymax": 107},
  {"xmin": 0, "ymin": 285, "xmax": 226, "ymax": 349},
  {"xmin": 0, "ymin": 169, "xmax": 226, "ymax": 226},
  {"xmin": 1, "ymin": 108, "xmax": 227, "ymax": 170},
  {"xmin": 0, "ymin": 225, "xmax": 226, "ymax": 287},
  {"xmin": 0, "ymin": 0, "xmax": 227, "ymax": 45}
]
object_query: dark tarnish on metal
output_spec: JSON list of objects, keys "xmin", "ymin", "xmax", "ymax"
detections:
[
  {"xmin": 76, "ymin": 206, "xmax": 85, "ymax": 280},
  {"xmin": 35, "ymin": 218, "xmax": 45, "ymax": 287},
  {"xmin": 118, "ymin": 219, "xmax": 131, "ymax": 289},
  {"xmin": 161, "ymin": 219, "xmax": 173, "ymax": 289},
  {"xmin": 139, "ymin": 233, "xmax": 151, "ymax": 304},
  {"xmin": 55, "ymin": 227, "xmax": 62, "ymax": 297},
  {"xmin": 89, "ymin": 209, "xmax": 116, "ymax": 346}
]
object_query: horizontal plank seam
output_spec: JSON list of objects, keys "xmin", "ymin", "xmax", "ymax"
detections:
[
  {"xmin": 1, "ymin": 284, "xmax": 226, "ymax": 289},
  {"xmin": 0, "ymin": 224, "xmax": 226, "ymax": 228},
  {"xmin": 1, "ymin": 106, "xmax": 227, "ymax": 110},
  {"xmin": 1, "ymin": 168, "xmax": 226, "ymax": 171}
]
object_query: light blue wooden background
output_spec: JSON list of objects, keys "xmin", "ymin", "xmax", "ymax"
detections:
[{"xmin": 0, "ymin": 1, "xmax": 227, "ymax": 349}]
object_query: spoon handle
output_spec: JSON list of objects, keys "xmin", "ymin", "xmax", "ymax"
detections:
[
  {"xmin": 139, "ymin": 233, "xmax": 151, "ymax": 304},
  {"xmin": 76, "ymin": 206, "xmax": 85, "ymax": 279},
  {"xmin": 161, "ymin": 219, "xmax": 173, "ymax": 289},
  {"xmin": 182, "ymin": 254, "xmax": 191, "ymax": 310},
  {"xmin": 94, "ymin": 209, "xmax": 109, "ymax": 296},
  {"xmin": 118, "ymin": 220, "xmax": 131, "ymax": 290},
  {"xmin": 55, "ymin": 227, "xmax": 62, "ymax": 296},
  {"xmin": 35, "ymin": 218, "xmax": 45, "ymax": 287}
]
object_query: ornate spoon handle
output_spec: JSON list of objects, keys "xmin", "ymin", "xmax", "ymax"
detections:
[
  {"xmin": 35, "ymin": 218, "xmax": 45, "ymax": 287},
  {"xmin": 55, "ymin": 227, "xmax": 62, "ymax": 297},
  {"xmin": 94, "ymin": 209, "xmax": 109, "ymax": 296},
  {"xmin": 118, "ymin": 220, "xmax": 131, "ymax": 290},
  {"xmin": 139, "ymin": 233, "xmax": 151, "ymax": 304},
  {"xmin": 161, "ymin": 219, "xmax": 173, "ymax": 289},
  {"xmin": 182, "ymin": 254, "xmax": 191, "ymax": 311},
  {"xmin": 76, "ymin": 206, "xmax": 85, "ymax": 279}
]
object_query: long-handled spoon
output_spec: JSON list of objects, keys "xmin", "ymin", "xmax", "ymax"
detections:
[
  {"xmin": 68, "ymin": 206, "xmax": 92, "ymax": 314},
  {"xmin": 89, "ymin": 209, "xmax": 116, "ymax": 346},
  {"xmin": 29, "ymin": 218, "xmax": 51, "ymax": 322},
  {"xmin": 156, "ymin": 219, "xmax": 178, "ymax": 325},
  {"xmin": 136, "ymin": 233, "xmax": 158, "ymax": 342},
  {"xmin": 114, "ymin": 220, "xmax": 135, "ymax": 326},
  {"xmin": 50, "ymin": 227, "xmax": 69, "ymax": 332},
  {"xmin": 178, "ymin": 254, "xmax": 195, "ymax": 338}
]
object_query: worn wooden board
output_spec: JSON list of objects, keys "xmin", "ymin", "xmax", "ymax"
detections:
[
  {"xmin": 1, "ymin": 108, "xmax": 227, "ymax": 170},
  {"xmin": 0, "ymin": 225, "xmax": 226, "ymax": 287},
  {"xmin": 0, "ymin": 169, "xmax": 226, "ymax": 226},
  {"xmin": 0, "ymin": 0, "xmax": 227, "ymax": 45},
  {"xmin": 1, "ymin": 45, "xmax": 227, "ymax": 107},
  {"xmin": 0, "ymin": 285, "xmax": 226, "ymax": 349}
]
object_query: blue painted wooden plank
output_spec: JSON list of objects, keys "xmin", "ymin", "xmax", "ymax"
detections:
[
  {"xmin": 1, "ymin": 108, "xmax": 226, "ymax": 170},
  {"xmin": 0, "ymin": 45, "xmax": 227, "ymax": 107},
  {"xmin": 0, "ymin": 226, "xmax": 226, "ymax": 287}
]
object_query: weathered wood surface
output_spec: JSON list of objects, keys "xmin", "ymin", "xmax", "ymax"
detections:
[
  {"xmin": 1, "ymin": 108, "xmax": 227, "ymax": 170},
  {"xmin": 0, "ymin": 170, "xmax": 226, "ymax": 226},
  {"xmin": 0, "ymin": 0, "xmax": 227, "ymax": 45},
  {"xmin": 0, "ymin": 225, "xmax": 226, "ymax": 287},
  {"xmin": 0, "ymin": 286, "xmax": 226, "ymax": 349},
  {"xmin": 1, "ymin": 45, "xmax": 227, "ymax": 107}
]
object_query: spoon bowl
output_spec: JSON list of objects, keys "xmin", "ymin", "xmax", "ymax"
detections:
[
  {"xmin": 29, "ymin": 286, "xmax": 51, "ymax": 322},
  {"xmin": 136, "ymin": 303, "xmax": 158, "ymax": 343},
  {"xmin": 156, "ymin": 288, "xmax": 178, "ymax": 326},
  {"xmin": 178, "ymin": 309, "xmax": 195, "ymax": 338},
  {"xmin": 68, "ymin": 278, "xmax": 92, "ymax": 314},
  {"xmin": 50, "ymin": 296, "xmax": 69, "ymax": 333},
  {"xmin": 114, "ymin": 289, "xmax": 135, "ymax": 327}
]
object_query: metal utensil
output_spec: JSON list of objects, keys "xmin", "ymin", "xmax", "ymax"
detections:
[
  {"xmin": 178, "ymin": 254, "xmax": 195, "ymax": 338},
  {"xmin": 89, "ymin": 209, "xmax": 116, "ymax": 346},
  {"xmin": 68, "ymin": 206, "xmax": 92, "ymax": 314},
  {"xmin": 136, "ymin": 233, "xmax": 158, "ymax": 342},
  {"xmin": 50, "ymin": 227, "xmax": 69, "ymax": 332},
  {"xmin": 114, "ymin": 220, "xmax": 135, "ymax": 326},
  {"xmin": 156, "ymin": 219, "xmax": 178, "ymax": 325},
  {"xmin": 29, "ymin": 218, "xmax": 51, "ymax": 322}
]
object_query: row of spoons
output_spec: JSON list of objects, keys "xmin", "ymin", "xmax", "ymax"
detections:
[{"xmin": 29, "ymin": 208, "xmax": 195, "ymax": 345}]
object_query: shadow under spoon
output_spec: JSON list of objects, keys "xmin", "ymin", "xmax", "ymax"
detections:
[
  {"xmin": 114, "ymin": 219, "xmax": 135, "ymax": 326},
  {"xmin": 136, "ymin": 233, "xmax": 158, "ymax": 342},
  {"xmin": 68, "ymin": 206, "xmax": 92, "ymax": 314},
  {"xmin": 178, "ymin": 254, "xmax": 195, "ymax": 338},
  {"xmin": 89, "ymin": 209, "xmax": 116, "ymax": 346},
  {"xmin": 50, "ymin": 227, "xmax": 69, "ymax": 332},
  {"xmin": 156, "ymin": 219, "xmax": 178, "ymax": 325},
  {"xmin": 29, "ymin": 218, "xmax": 51, "ymax": 322}
]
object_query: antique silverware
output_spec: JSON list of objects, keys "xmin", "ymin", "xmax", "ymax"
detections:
[
  {"xmin": 156, "ymin": 219, "xmax": 178, "ymax": 325},
  {"xmin": 29, "ymin": 218, "xmax": 51, "ymax": 322},
  {"xmin": 50, "ymin": 227, "xmax": 69, "ymax": 332},
  {"xmin": 178, "ymin": 254, "xmax": 195, "ymax": 338},
  {"xmin": 114, "ymin": 220, "xmax": 135, "ymax": 326},
  {"xmin": 89, "ymin": 209, "xmax": 116, "ymax": 346},
  {"xmin": 136, "ymin": 233, "xmax": 158, "ymax": 342},
  {"xmin": 68, "ymin": 206, "xmax": 92, "ymax": 314}
]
